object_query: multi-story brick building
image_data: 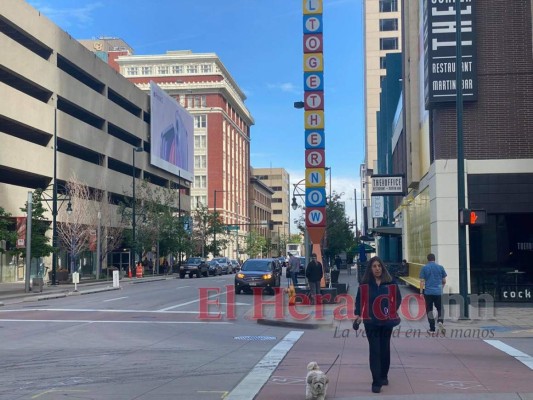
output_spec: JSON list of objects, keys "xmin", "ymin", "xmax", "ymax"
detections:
[{"xmin": 115, "ymin": 50, "xmax": 254, "ymax": 258}]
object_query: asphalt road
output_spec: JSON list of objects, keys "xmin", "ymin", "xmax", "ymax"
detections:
[{"xmin": 0, "ymin": 274, "xmax": 293, "ymax": 400}]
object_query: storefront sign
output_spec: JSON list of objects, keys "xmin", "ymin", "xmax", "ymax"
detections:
[
  {"xmin": 500, "ymin": 286, "xmax": 532, "ymax": 302},
  {"xmin": 424, "ymin": 0, "xmax": 477, "ymax": 107},
  {"xmin": 371, "ymin": 175, "xmax": 404, "ymax": 196}
]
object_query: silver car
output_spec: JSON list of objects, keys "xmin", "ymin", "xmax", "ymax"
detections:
[{"xmin": 213, "ymin": 257, "xmax": 231, "ymax": 274}]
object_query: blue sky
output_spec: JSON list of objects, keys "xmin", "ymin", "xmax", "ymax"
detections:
[{"xmin": 29, "ymin": 0, "xmax": 365, "ymax": 224}]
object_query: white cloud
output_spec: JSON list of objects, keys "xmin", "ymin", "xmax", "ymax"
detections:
[
  {"xmin": 29, "ymin": 2, "xmax": 103, "ymax": 28},
  {"xmin": 266, "ymin": 82, "xmax": 299, "ymax": 94}
]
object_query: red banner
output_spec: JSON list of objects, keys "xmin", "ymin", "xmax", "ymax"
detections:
[{"xmin": 16, "ymin": 217, "xmax": 26, "ymax": 248}]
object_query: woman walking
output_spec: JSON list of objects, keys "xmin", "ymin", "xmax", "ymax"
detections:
[{"xmin": 354, "ymin": 256, "xmax": 402, "ymax": 393}]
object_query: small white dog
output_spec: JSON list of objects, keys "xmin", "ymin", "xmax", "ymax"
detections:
[{"xmin": 306, "ymin": 361, "xmax": 329, "ymax": 400}]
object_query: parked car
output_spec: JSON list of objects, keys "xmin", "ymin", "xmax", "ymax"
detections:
[
  {"xmin": 180, "ymin": 257, "xmax": 208, "ymax": 278},
  {"xmin": 234, "ymin": 258, "xmax": 282, "ymax": 294},
  {"xmin": 230, "ymin": 259, "xmax": 241, "ymax": 272},
  {"xmin": 213, "ymin": 257, "xmax": 232, "ymax": 274},
  {"xmin": 208, "ymin": 259, "xmax": 223, "ymax": 276}
]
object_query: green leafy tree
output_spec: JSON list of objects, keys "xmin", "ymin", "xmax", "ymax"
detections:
[
  {"xmin": 206, "ymin": 210, "xmax": 229, "ymax": 257},
  {"xmin": 16, "ymin": 191, "xmax": 54, "ymax": 260},
  {"xmin": 324, "ymin": 192, "xmax": 356, "ymax": 260},
  {"xmin": 245, "ymin": 231, "xmax": 267, "ymax": 258},
  {"xmin": 0, "ymin": 207, "xmax": 16, "ymax": 254}
]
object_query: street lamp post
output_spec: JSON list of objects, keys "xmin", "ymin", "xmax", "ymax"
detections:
[
  {"xmin": 325, "ymin": 167, "xmax": 332, "ymax": 202},
  {"xmin": 96, "ymin": 211, "xmax": 101, "ymax": 280},
  {"xmin": 213, "ymin": 190, "xmax": 224, "ymax": 257},
  {"xmin": 132, "ymin": 146, "xmax": 143, "ymax": 268}
]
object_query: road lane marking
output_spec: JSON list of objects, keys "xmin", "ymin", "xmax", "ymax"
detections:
[
  {"xmin": 485, "ymin": 339, "xmax": 533, "ymax": 370},
  {"xmin": 225, "ymin": 330, "xmax": 304, "ymax": 400},
  {"xmin": 0, "ymin": 308, "xmax": 224, "ymax": 314},
  {"xmin": 158, "ymin": 290, "xmax": 229, "ymax": 312},
  {"xmin": 103, "ymin": 296, "xmax": 128, "ymax": 302},
  {"xmin": 0, "ymin": 319, "xmax": 231, "ymax": 324}
]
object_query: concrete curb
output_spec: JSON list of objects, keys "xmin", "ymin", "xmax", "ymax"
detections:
[
  {"xmin": 256, "ymin": 318, "xmax": 323, "ymax": 329},
  {"xmin": 70, "ymin": 286, "xmax": 121, "ymax": 296},
  {"xmin": 23, "ymin": 292, "xmax": 68, "ymax": 302}
]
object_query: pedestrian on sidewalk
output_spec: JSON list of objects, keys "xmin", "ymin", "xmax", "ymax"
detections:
[
  {"xmin": 305, "ymin": 253, "xmax": 323, "ymax": 305},
  {"xmin": 419, "ymin": 253, "xmax": 447, "ymax": 335},
  {"xmin": 288, "ymin": 253, "xmax": 300, "ymax": 287},
  {"xmin": 354, "ymin": 256, "xmax": 402, "ymax": 394}
]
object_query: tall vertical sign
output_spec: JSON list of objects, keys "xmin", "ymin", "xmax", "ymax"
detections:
[{"xmin": 303, "ymin": 0, "xmax": 326, "ymax": 249}]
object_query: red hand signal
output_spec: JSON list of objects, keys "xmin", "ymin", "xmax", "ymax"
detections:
[{"xmin": 470, "ymin": 211, "xmax": 478, "ymax": 224}]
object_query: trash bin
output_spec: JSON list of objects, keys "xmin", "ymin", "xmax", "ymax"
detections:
[
  {"xmin": 32, "ymin": 277, "xmax": 44, "ymax": 293},
  {"xmin": 331, "ymin": 269, "xmax": 340, "ymax": 284}
]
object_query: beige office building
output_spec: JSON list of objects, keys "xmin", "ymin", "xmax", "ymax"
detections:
[
  {"xmin": 361, "ymin": 0, "xmax": 402, "ymax": 233},
  {"xmin": 0, "ymin": 0, "xmax": 188, "ymax": 281},
  {"xmin": 252, "ymin": 168, "xmax": 290, "ymax": 250}
]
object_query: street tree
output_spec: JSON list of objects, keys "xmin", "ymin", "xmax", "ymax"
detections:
[
  {"xmin": 245, "ymin": 231, "xmax": 267, "ymax": 258},
  {"xmin": 324, "ymin": 192, "xmax": 356, "ymax": 261},
  {"xmin": 0, "ymin": 207, "xmax": 16, "ymax": 255},
  {"xmin": 56, "ymin": 178, "xmax": 92, "ymax": 273},
  {"xmin": 16, "ymin": 191, "xmax": 54, "ymax": 271}
]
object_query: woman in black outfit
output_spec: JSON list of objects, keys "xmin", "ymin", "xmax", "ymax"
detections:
[{"xmin": 354, "ymin": 256, "xmax": 402, "ymax": 394}]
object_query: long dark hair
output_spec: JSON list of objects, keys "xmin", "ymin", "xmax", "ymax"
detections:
[{"xmin": 360, "ymin": 256, "xmax": 393, "ymax": 284}]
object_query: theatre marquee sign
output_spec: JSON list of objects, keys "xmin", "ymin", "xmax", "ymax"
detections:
[
  {"xmin": 371, "ymin": 175, "xmax": 404, "ymax": 196},
  {"xmin": 424, "ymin": 0, "xmax": 477, "ymax": 108}
]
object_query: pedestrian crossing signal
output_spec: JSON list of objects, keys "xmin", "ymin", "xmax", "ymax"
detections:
[{"xmin": 460, "ymin": 209, "xmax": 487, "ymax": 225}]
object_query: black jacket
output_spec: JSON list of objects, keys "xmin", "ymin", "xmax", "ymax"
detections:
[
  {"xmin": 305, "ymin": 260, "xmax": 323, "ymax": 282},
  {"xmin": 354, "ymin": 279, "xmax": 402, "ymax": 327}
]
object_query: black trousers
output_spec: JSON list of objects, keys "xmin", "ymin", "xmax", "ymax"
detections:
[
  {"xmin": 424, "ymin": 294, "xmax": 444, "ymax": 331},
  {"xmin": 364, "ymin": 325, "xmax": 393, "ymax": 386}
]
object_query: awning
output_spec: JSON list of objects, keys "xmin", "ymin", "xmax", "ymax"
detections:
[{"xmin": 370, "ymin": 226, "xmax": 402, "ymax": 236}]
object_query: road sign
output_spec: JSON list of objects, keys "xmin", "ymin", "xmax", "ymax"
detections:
[{"xmin": 226, "ymin": 225, "xmax": 239, "ymax": 231}]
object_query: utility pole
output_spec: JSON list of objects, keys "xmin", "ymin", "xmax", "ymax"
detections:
[{"xmin": 456, "ymin": 1, "xmax": 469, "ymax": 319}]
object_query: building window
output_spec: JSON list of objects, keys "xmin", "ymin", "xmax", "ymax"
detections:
[
  {"xmin": 194, "ymin": 134, "xmax": 206, "ymax": 148},
  {"xmin": 200, "ymin": 64, "xmax": 212, "ymax": 73},
  {"xmin": 172, "ymin": 65, "xmax": 183, "ymax": 74},
  {"xmin": 141, "ymin": 66, "xmax": 152, "ymax": 75},
  {"xmin": 273, "ymin": 210, "xmax": 282, "ymax": 214},
  {"xmin": 194, "ymin": 155, "xmax": 206, "ymax": 169},
  {"xmin": 126, "ymin": 67, "xmax": 138, "ymax": 76},
  {"xmin": 193, "ymin": 195, "xmax": 207, "ymax": 207},
  {"xmin": 380, "ymin": 56, "xmax": 387, "ymax": 69},
  {"xmin": 194, "ymin": 175, "xmax": 206, "ymax": 188},
  {"xmin": 380, "ymin": 37, "xmax": 398, "ymax": 51},
  {"xmin": 379, "ymin": 0, "xmax": 398, "ymax": 12},
  {"xmin": 194, "ymin": 114, "xmax": 207, "ymax": 128},
  {"xmin": 379, "ymin": 18, "xmax": 398, "ymax": 31},
  {"xmin": 187, "ymin": 64, "xmax": 198, "ymax": 74},
  {"xmin": 272, "ymin": 186, "xmax": 282, "ymax": 191},
  {"xmin": 158, "ymin": 66, "xmax": 169, "ymax": 74},
  {"xmin": 272, "ymin": 198, "xmax": 283, "ymax": 203}
]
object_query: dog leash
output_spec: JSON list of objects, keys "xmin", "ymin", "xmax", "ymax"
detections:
[{"xmin": 324, "ymin": 354, "xmax": 340, "ymax": 375}]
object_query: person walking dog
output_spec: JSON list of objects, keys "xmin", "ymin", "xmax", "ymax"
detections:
[{"xmin": 354, "ymin": 256, "xmax": 402, "ymax": 394}]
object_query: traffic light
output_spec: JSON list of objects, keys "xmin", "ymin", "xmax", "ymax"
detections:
[
  {"xmin": 459, "ymin": 209, "xmax": 487, "ymax": 225},
  {"xmin": 269, "ymin": 220, "xmax": 274, "ymax": 230}
]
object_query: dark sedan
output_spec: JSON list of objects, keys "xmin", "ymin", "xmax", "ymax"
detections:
[
  {"xmin": 234, "ymin": 258, "xmax": 281, "ymax": 294},
  {"xmin": 208, "ymin": 259, "xmax": 222, "ymax": 276}
]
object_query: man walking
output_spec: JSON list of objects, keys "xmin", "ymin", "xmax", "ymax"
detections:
[
  {"xmin": 419, "ymin": 253, "xmax": 447, "ymax": 335},
  {"xmin": 288, "ymin": 253, "xmax": 300, "ymax": 287},
  {"xmin": 306, "ymin": 253, "xmax": 323, "ymax": 305}
]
